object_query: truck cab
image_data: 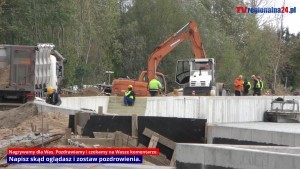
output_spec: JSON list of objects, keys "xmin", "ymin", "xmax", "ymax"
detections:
[
  {"xmin": 264, "ymin": 98, "xmax": 300, "ymax": 123},
  {"xmin": 175, "ymin": 58, "xmax": 224, "ymax": 96}
]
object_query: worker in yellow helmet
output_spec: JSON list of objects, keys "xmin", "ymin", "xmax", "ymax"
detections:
[
  {"xmin": 123, "ymin": 85, "xmax": 136, "ymax": 106},
  {"xmin": 46, "ymin": 86, "xmax": 61, "ymax": 105}
]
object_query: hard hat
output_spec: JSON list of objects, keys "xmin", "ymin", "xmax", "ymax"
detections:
[
  {"xmin": 47, "ymin": 86, "xmax": 53, "ymax": 94},
  {"xmin": 128, "ymin": 85, "xmax": 133, "ymax": 89},
  {"xmin": 251, "ymin": 75, "xmax": 255, "ymax": 78},
  {"xmin": 239, "ymin": 75, "xmax": 243, "ymax": 79}
]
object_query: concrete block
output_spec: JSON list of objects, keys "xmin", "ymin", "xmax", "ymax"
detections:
[
  {"xmin": 212, "ymin": 126, "xmax": 232, "ymax": 139},
  {"xmin": 271, "ymin": 154, "xmax": 294, "ymax": 169},
  {"xmin": 176, "ymin": 144, "xmax": 205, "ymax": 164},
  {"xmin": 251, "ymin": 130, "xmax": 272, "ymax": 144},
  {"xmin": 280, "ymin": 132, "xmax": 295, "ymax": 146},
  {"xmin": 231, "ymin": 127, "xmax": 251, "ymax": 141},
  {"xmin": 214, "ymin": 146, "xmax": 232, "ymax": 167},
  {"xmin": 251, "ymin": 151, "xmax": 269, "ymax": 169},
  {"xmin": 271, "ymin": 132, "xmax": 283, "ymax": 146},
  {"xmin": 231, "ymin": 148, "xmax": 246, "ymax": 168},
  {"xmin": 176, "ymin": 144, "xmax": 300, "ymax": 169},
  {"xmin": 203, "ymin": 146, "xmax": 216, "ymax": 165},
  {"xmin": 294, "ymin": 134, "xmax": 300, "ymax": 147},
  {"xmin": 294, "ymin": 155, "xmax": 300, "ymax": 169}
]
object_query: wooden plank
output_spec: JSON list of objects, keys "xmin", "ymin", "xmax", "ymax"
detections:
[
  {"xmin": 131, "ymin": 114, "xmax": 138, "ymax": 138},
  {"xmin": 204, "ymin": 122, "xmax": 208, "ymax": 143},
  {"xmin": 148, "ymin": 135, "xmax": 159, "ymax": 148},
  {"xmin": 170, "ymin": 150, "xmax": 176, "ymax": 166},
  {"xmin": 143, "ymin": 128, "xmax": 176, "ymax": 150},
  {"xmin": 76, "ymin": 125, "xmax": 83, "ymax": 135},
  {"xmin": 74, "ymin": 112, "xmax": 78, "ymax": 134},
  {"xmin": 138, "ymin": 144, "xmax": 170, "ymax": 166},
  {"xmin": 65, "ymin": 128, "xmax": 72, "ymax": 145},
  {"xmin": 93, "ymin": 132, "xmax": 115, "ymax": 139},
  {"xmin": 119, "ymin": 132, "xmax": 129, "ymax": 147},
  {"xmin": 71, "ymin": 138, "xmax": 114, "ymax": 147},
  {"xmin": 114, "ymin": 131, "xmax": 122, "ymax": 147}
]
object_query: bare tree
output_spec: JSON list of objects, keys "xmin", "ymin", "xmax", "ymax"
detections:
[{"xmin": 270, "ymin": 0, "xmax": 287, "ymax": 91}]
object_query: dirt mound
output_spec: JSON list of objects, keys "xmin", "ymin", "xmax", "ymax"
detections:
[
  {"xmin": 0, "ymin": 103, "xmax": 38, "ymax": 128},
  {"xmin": 0, "ymin": 105, "xmax": 69, "ymax": 139},
  {"xmin": 75, "ymin": 87, "xmax": 101, "ymax": 96},
  {"xmin": 0, "ymin": 65, "xmax": 9, "ymax": 86}
]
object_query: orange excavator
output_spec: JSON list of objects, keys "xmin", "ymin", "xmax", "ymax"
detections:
[{"xmin": 111, "ymin": 20, "xmax": 206, "ymax": 96}]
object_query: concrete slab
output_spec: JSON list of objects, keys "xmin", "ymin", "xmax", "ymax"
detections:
[
  {"xmin": 176, "ymin": 144, "xmax": 300, "ymax": 169},
  {"xmin": 208, "ymin": 122, "xmax": 300, "ymax": 146}
]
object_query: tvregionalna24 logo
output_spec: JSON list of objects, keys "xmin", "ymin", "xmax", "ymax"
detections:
[{"xmin": 236, "ymin": 6, "xmax": 296, "ymax": 14}]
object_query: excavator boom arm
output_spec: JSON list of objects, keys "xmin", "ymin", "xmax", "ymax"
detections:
[{"xmin": 147, "ymin": 20, "xmax": 206, "ymax": 81}]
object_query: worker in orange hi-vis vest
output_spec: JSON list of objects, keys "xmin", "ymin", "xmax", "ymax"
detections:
[{"xmin": 234, "ymin": 75, "xmax": 244, "ymax": 96}]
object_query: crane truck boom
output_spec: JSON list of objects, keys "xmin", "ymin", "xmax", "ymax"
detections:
[{"xmin": 112, "ymin": 20, "xmax": 205, "ymax": 96}]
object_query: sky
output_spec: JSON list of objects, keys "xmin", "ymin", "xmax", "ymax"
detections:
[
  {"xmin": 282, "ymin": 0, "xmax": 300, "ymax": 34},
  {"xmin": 243, "ymin": 0, "xmax": 300, "ymax": 34}
]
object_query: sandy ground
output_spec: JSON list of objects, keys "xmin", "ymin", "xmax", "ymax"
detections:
[
  {"xmin": 0, "ymin": 103, "xmax": 69, "ymax": 159},
  {"xmin": 0, "ymin": 103, "xmax": 69, "ymax": 139}
]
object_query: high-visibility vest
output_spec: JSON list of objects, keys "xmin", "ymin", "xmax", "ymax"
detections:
[
  {"xmin": 244, "ymin": 81, "xmax": 251, "ymax": 90},
  {"xmin": 247, "ymin": 81, "xmax": 251, "ymax": 89},
  {"xmin": 125, "ymin": 90, "xmax": 134, "ymax": 99},
  {"xmin": 149, "ymin": 79, "xmax": 162, "ymax": 90},
  {"xmin": 255, "ymin": 79, "xmax": 260, "ymax": 89},
  {"xmin": 259, "ymin": 80, "xmax": 264, "ymax": 90}
]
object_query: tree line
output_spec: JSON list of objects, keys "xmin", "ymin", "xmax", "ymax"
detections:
[{"xmin": 0, "ymin": 0, "xmax": 299, "ymax": 93}]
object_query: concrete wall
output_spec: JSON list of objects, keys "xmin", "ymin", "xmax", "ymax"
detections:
[
  {"xmin": 176, "ymin": 144, "xmax": 300, "ymax": 169},
  {"xmin": 61, "ymin": 96, "xmax": 109, "ymax": 113},
  {"xmin": 58, "ymin": 96, "xmax": 300, "ymax": 123},
  {"xmin": 146, "ymin": 96, "xmax": 300, "ymax": 123},
  {"xmin": 34, "ymin": 101, "xmax": 96, "ymax": 115}
]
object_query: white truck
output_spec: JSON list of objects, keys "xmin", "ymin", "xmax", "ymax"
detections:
[
  {"xmin": 0, "ymin": 44, "xmax": 65, "ymax": 104},
  {"xmin": 175, "ymin": 58, "xmax": 226, "ymax": 96}
]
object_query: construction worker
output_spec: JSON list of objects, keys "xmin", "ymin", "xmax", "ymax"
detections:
[
  {"xmin": 46, "ymin": 86, "xmax": 61, "ymax": 105},
  {"xmin": 251, "ymin": 75, "xmax": 261, "ymax": 96},
  {"xmin": 124, "ymin": 85, "xmax": 135, "ymax": 106},
  {"xmin": 234, "ymin": 75, "xmax": 244, "ymax": 96},
  {"xmin": 149, "ymin": 76, "xmax": 162, "ymax": 96},
  {"xmin": 256, "ymin": 75, "xmax": 264, "ymax": 93},
  {"xmin": 243, "ymin": 79, "xmax": 251, "ymax": 96}
]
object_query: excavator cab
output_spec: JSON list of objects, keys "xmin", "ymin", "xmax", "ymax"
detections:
[
  {"xmin": 139, "ymin": 71, "xmax": 167, "ymax": 95},
  {"xmin": 175, "ymin": 60, "xmax": 190, "ymax": 85}
]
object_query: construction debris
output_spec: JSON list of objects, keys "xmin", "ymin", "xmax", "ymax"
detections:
[{"xmin": 0, "ymin": 102, "xmax": 70, "ymax": 162}]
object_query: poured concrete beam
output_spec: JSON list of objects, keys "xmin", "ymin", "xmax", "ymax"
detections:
[{"xmin": 176, "ymin": 144, "xmax": 300, "ymax": 169}]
